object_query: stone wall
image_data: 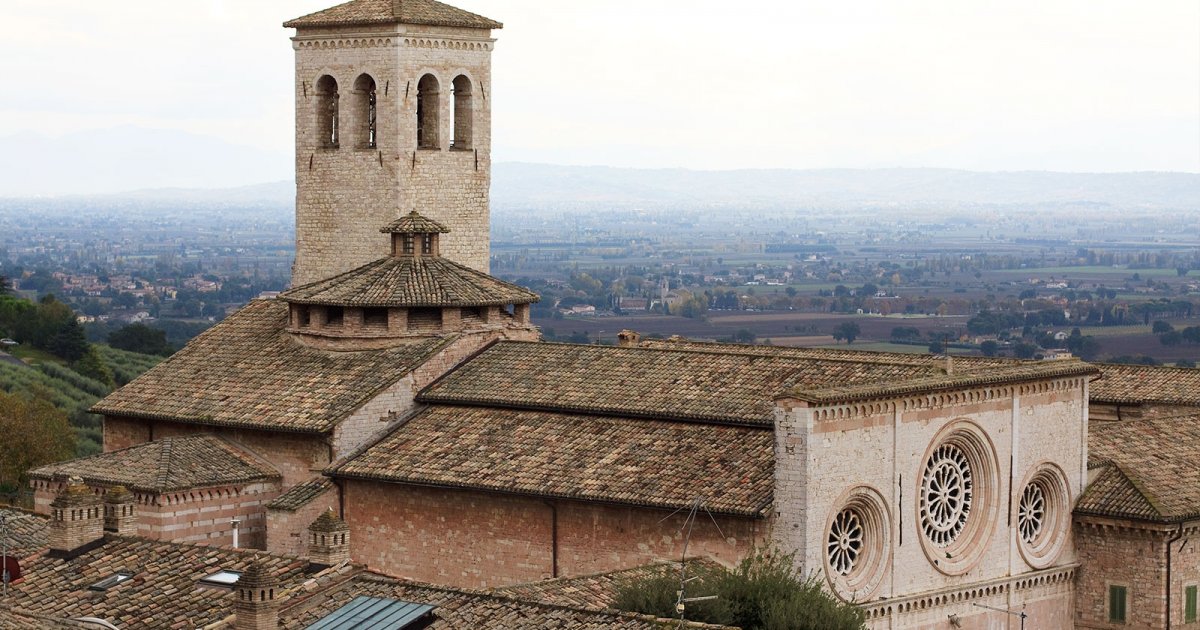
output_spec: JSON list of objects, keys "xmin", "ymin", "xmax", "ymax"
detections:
[
  {"xmin": 102, "ymin": 417, "xmax": 328, "ymax": 488},
  {"xmin": 330, "ymin": 325, "xmax": 539, "ymax": 457},
  {"xmin": 265, "ymin": 486, "xmax": 339, "ymax": 558},
  {"xmin": 774, "ymin": 376, "xmax": 1087, "ymax": 617},
  {"xmin": 291, "ymin": 23, "xmax": 495, "ymax": 285},
  {"xmin": 1075, "ymin": 518, "xmax": 1200, "ymax": 629},
  {"xmin": 341, "ymin": 479, "xmax": 767, "ymax": 589},
  {"xmin": 33, "ymin": 480, "xmax": 280, "ymax": 550}
]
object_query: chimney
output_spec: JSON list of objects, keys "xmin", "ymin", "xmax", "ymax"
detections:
[
  {"xmin": 307, "ymin": 509, "xmax": 350, "ymax": 568},
  {"xmin": 616, "ymin": 329, "xmax": 641, "ymax": 348},
  {"xmin": 48, "ymin": 476, "xmax": 105, "ymax": 558},
  {"xmin": 233, "ymin": 558, "xmax": 279, "ymax": 630},
  {"xmin": 103, "ymin": 485, "xmax": 137, "ymax": 536}
]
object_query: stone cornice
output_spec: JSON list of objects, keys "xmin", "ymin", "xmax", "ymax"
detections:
[{"xmin": 859, "ymin": 564, "xmax": 1077, "ymax": 620}]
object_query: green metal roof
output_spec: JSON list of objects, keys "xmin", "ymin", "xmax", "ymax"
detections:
[{"xmin": 305, "ymin": 595, "xmax": 435, "ymax": 629}]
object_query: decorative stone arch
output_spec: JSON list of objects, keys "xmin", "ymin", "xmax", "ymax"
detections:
[
  {"xmin": 915, "ymin": 419, "xmax": 1000, "ymax": 575},
  {"xmin": 1015, "ymin": 461, "xmax": 1071, "ymax": 569},
  {"xmin": 315, "ymin": 75, "xmax": 340, "ymax": 148},
  {"xmin": 450, "ymin": 74, "xmax": 473, "ymax": 150},
  {"xmin": 352, "ymin": 73, "xmax": 378, "ymax": 149},
  {"xmin": 416, "ymin": 73, "xmax": 440, "ymax": 149},
  {"xmin": 824, "ymin": 484, "xmax": 891, "ymax": 602}
]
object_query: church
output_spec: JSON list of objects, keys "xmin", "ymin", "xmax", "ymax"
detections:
[{"xmin": 13, "ymin": 1, "xmax": 1200, "ymax": 628}]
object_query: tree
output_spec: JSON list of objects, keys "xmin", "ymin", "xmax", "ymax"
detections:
[
  {"xmin": 1013, "ymin": 342, "xmax": 1038, "ymax": 359},
  {"xmin": 832, "ymin": 322, "xmax": 861, "ymax": 344},
  {"xmin": 979, "ymin": 340, "xmax": 999, "ymax": 357},
  {"xmin": 73, "ymin": 346, "xmax": 115, "ymax": 388},
  {"xmin": 108, "ymin": 323, "xmax": 171, "ymax": 356},
  {"xmin": 1152, "ymin": 320, "xmax": 1174, "ymax": 335},
  {"xmin": 613, "ymin": 548, "xmax": 865, "ymax": 630},
  {"xmin": 0, "ymin": 389, "xmax": 76, "ymax": 490}
]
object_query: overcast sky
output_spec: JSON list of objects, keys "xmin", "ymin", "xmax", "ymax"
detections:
[{"xmin": 3, "ymin": 0, "xmax": 1198, "ymax": 173}]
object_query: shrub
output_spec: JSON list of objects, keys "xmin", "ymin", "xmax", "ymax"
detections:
[{"xmin": 613, "ymin": 548, "xmax": 865, "ymax": 630}]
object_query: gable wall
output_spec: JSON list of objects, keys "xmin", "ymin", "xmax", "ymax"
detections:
[
  {"xmin": 775, "ymin": 376, "xmax": 1087, "ymax": 619},
  {"xmin": 103, "ymin": 416, "xmax": 328, "ymax": 488},
  {"xmin": 341, "ymin": 479, "xmax": 765, "ymax": 589}
]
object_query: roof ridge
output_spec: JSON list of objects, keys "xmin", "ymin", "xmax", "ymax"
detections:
[
  {"xmin": 1106, "ymin": 463, "xmax": 1164, "ymax": 519},
  {"xmin": 155, "ymin": 436, "xmax": 175, "ymax": 490}
]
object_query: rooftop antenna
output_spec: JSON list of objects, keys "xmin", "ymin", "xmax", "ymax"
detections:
[{"xmin": 669, "ymin": 497, "xmax": 719, "ymax": 627}]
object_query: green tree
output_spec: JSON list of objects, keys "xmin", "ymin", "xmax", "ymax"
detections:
[
  {"xmin": 73, "ymin": 346, "xmax": 115, "ymax": 388},
  {"xmin": 1014, "ymin": 342, "xmax": 1038, "ymax": 359},
  {"xmin": 979, "ymin": 340, "xmax": 999, "ymax": 357},
  {"xmin": 613, "ymin": 548, "xmax": 865, "ymax": 630},
  {"xmin": 107, "ymin": 323, "xmax": 171, "ymax": 355},
  {"xmin": 0, "ymin": 389, "xmax": 76, "ymax": 490},
  {"xmin": 832, "ymin": 322, "xmax": 861, "ymax": 344},
  {"xmin": 1152, "ymin": 320, "xmax": 1174, "ymax": 334}
]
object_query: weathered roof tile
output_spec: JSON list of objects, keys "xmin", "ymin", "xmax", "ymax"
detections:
[
  {"xmin": 280, "ymin": 256, "xmax": 539, "ymax": 308},
  {"xmin": 1078, "ymin": 415, "xmax": 1200, "ymax": 522},
  {"xmin": 92, "ymin": 299, "xmax": 449, "ymax": 433},
  {"xmin": 284, "ymin": 0, "xmax": 502, "ymax": 30},
  {"xmin": 330, "ymin": 405, "xmax": 774, "ymax": 516},
  {"xmin": 28, "ymin": 435, "xmax": 279, "ymax": 493}
]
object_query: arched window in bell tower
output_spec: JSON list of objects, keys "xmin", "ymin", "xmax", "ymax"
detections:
[
  {"xmin": 451, "ymin": 75, "xmax": 472, "ymax": 150},
  {"xmin": 315, "ymin": 75, "xmax": 339, "ymax": 148},
  {"xmin": 416, "ymin": 74, "xmax": 440, "ymax": 149},
  {"xmin": 353, "ymin": 74, "xmax": 378, "ymax": 149}
]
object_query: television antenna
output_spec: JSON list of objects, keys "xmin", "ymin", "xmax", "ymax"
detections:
[{"xmin": 668, "ymin": 496, "xmax": 721, "ymax": 627}]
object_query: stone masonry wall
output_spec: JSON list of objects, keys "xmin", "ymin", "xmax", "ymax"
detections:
[
  {"xmin": 774, "ymin": 376, "xmax": 1087, "ymax": 621},
  {"xmin": 265, "ymin": 486, "xmax": 339, "ymax": 558},
  {"xmin": 342, "ymin": 480, "xmax": 766, "ymax": 589},
  {"xmin": 102, "ymin": 417, "xmax": 328, "ymax": 489},
  {"xmin": 291, "ymin": 23, "xmax": 495, "ymax": 286},
  {"xmin": 1075, "ymin": 520, "xmax": 1169, "ymax": 628},
  {"xmin": 33, "ymin": 480, "xmax": 279, "ymax": 550},
  {"xmin": 331, "ymin": 325, "xmax": 539, "ymax": 457}
]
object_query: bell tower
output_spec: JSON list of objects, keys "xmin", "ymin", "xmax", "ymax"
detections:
[{"xmin": 285, "ymin": 0, "xmax": 501, "ymax": 286}]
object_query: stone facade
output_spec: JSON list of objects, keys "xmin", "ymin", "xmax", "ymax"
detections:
[
  {"xmin": 32, "ymin": 478, "xmax": 280, "ymax": 549},
  {"xmin": 291, "ymin": 23, "xmax": 496, "ymax": 285},
  {"xmin": 1075, "ymin": 517, "xmax": 1200, "ymax": 629},
  {"xmin": 774, "ymin": 376, "xmax": 1088, "ymax": 626},
  {"xmin": 265, "ymin": 486, "xmax": 338, "ymax": 557},
  {"xmin": 341, "ymin": 479, "xmax": 766, "ymax": 589}
]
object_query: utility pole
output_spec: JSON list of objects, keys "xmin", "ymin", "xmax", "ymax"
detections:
[{"xmin": 2, "ymin": 511, "xmax": 9, "ymax": 597}]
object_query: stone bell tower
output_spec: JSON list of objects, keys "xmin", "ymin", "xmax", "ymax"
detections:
[{"xmin": 285, "ymin": 0, "xmax": 501, "ymax": 286}]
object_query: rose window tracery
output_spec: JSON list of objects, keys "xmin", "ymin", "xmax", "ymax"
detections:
[
  {"xmin": 1018, "ymin": 481, "xmax": 1045, "ymax": 544},
  {"xmin": 827, "ymin": 508, "xmax": 864, "ymax": 576},
  {"xmin": 920, "ymin": 443, "xmax": 973, "ymax": 547}
]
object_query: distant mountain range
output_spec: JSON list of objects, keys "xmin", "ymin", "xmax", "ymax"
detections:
[
  {"xmin": 0, "ymin": 127, "xmax": 291, "ymax": 197},
  {"xmin": 1, "ymin": 127, "xmax": 1196, "ymax": 209}
]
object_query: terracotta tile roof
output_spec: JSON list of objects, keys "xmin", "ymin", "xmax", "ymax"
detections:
[
  {"xmin": 381, "ymin": 210, "xmax": 450, "ymax": 234},
  {"xmin": 280, "ymin": 256, "xmax": 539, "ymax": 308},
  {"xmin": 0, "ymin": 507, "xmax": 49, "ymax": 558},
  {"xmin": 4, "ymin": 536, "xmax": 330, "ymax": 629},
  {"xmin": 27, "ymin": 436, "xmax": 279, "ymax": 493},
  {"xmin": 284, "ymin": 0, "xmax": 502, "ymax": 30},
  {"xmin": 266, "ymin": 476, "xmax": 334, "ymax": 512},
  {"xmin": 0, "ymin": 609, "xmax": 83, "ymax": 628},
  {"xmin": 1090, "ymin": 362, "xmax": 1200, "ymax": 406},
  {"xmin": 330, "ymin": 405, "xmax": 774, "ymax": 516},
  {"xmin": 279, "ymin": 571, "xmax": 733, "ymax": 629},
  {"xmin": 418, "ymin": 341, "xmax": 1061, "ymax": 426},
  {"xmin": 1078, "ymin": 416, "xmax": 1200, "ymax": 522},
  {"xmin": 788, "ymin": 360, "xmax": 1098, "ymax": 404},
  {"xmin": 92, "ymin": 299, "xmax": 450, "ymax": 433},
  {"xmin": 495, "ymin": 559, "xmax": 724, "ymax": 611},
  {"xmin": 640, "ymin": 338, "xmax": 1017, "ymax": 368}
]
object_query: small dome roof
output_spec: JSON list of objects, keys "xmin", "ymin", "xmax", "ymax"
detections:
[{"xmin": 380, "ymin": 210, "xmax": 450, "ymax": 235}]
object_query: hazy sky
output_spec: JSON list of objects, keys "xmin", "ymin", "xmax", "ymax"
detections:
[{"xmin": 3, "ymin": 0, "xmax": 1198, "ymax": 172}]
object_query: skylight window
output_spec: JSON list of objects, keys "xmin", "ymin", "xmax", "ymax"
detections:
[
  {"xmin": 89, "ymin": 571, "xmax": 133, "ymax": 591},
  {"xmin": 198, "ymin": 569, "xmax": 242, "ymax": 588}
]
